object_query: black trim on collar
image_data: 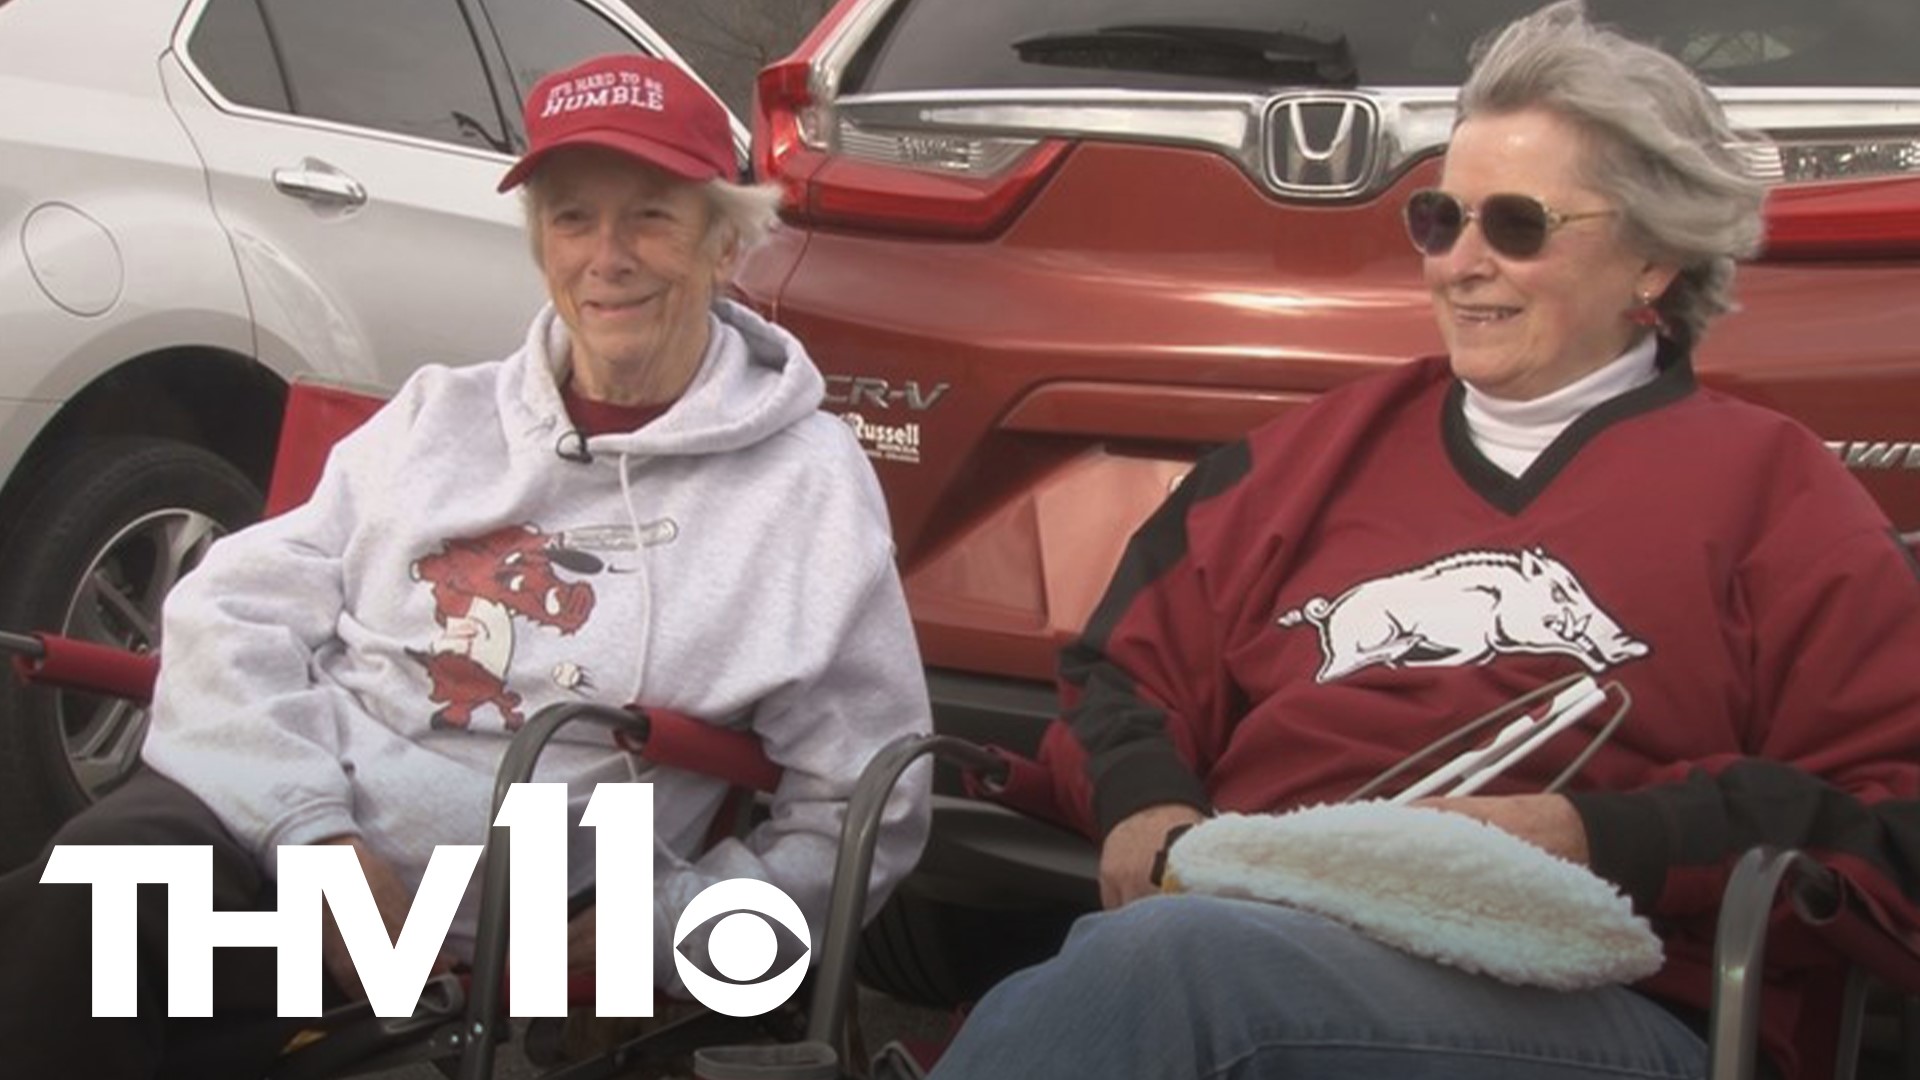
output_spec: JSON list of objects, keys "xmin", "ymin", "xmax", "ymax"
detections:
[{"xmin": 1442, "ymin": 337, "xmax": 1697, "ymax": 516}]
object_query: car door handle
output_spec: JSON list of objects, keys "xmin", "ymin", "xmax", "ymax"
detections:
[{"xmin": 271, "ymin": 160, "xmax": 368, "ymax": 207}]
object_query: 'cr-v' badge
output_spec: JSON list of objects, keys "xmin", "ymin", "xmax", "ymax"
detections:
[{"xmin": 1265, "ymin": 93, "xmax": 1380, "ymax": 198}]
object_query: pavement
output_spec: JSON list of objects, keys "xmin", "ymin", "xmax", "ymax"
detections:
[{"xmin": 367, "ymin": 987, "xmax": 955, "ymax": 1079}]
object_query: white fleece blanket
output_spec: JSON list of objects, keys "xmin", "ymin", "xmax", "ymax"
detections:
[{"xmin": 1162, "ymin": 802, "xmax": 1662, "ymax": 990}]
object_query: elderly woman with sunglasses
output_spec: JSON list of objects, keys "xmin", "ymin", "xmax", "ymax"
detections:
[{"xmin": 927, "ymin": 3, "xmax": 1920, "ymax": 1079}]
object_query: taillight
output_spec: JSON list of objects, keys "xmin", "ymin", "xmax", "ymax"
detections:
[
  {"xmin": 1765, "ymin": 174, "xmax": 1920, "ymax": 259},
  {"xmin": 1752, "ymin": 136, "xmax": 1920, "ymax": 258},
  {"xmin": 752, "ymin": 59, "xmax": 829, "ymax": 212},
  {"xmin": 753, "ymin": 59, "xmax": 1070, "ymax": 239}
]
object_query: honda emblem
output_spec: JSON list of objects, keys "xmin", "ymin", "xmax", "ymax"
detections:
[{"xmin": 1266, "ymin": 94, "xmax": 1379, "ymax": 197}]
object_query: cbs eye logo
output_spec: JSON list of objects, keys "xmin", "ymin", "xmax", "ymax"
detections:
[{"xmin": 672, "ymin": 878, "xmax": 812, "ymax": 1015}]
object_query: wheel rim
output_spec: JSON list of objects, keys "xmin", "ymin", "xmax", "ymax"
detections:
[{"xmin": 56, "ymin": 506, "xmax": 230, "ymax": 799}]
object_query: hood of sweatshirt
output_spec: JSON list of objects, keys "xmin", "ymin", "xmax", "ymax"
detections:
[{"xmin": 506, "ymin": 297, "xmax": 826, "ymax": 459}]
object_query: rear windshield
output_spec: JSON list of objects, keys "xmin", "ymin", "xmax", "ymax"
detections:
[{"xmin": 846, "ymin": 0, "xmax": 1920, "ymax": 94}]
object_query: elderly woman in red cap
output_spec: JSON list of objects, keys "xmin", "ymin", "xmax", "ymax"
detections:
[{"xmin": 0, "ymin": 54, "xmax": 930, "ymax": 1079}]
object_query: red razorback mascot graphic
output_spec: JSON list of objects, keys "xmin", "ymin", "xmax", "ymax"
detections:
[{"xmin": 407, "ymin": 523, "xmax": 604, "ymax": 730}]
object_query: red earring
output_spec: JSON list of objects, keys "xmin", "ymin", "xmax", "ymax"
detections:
[{"xmin": 1628, "ymin": 290, "xmax": 1664, "ymax": 331}]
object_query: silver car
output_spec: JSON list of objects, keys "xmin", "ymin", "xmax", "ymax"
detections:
[{"xmin": 0, "ymin": 0, "xmax": 745, "ymax": 865}]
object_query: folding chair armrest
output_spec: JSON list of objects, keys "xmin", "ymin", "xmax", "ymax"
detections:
[
  {"xmin": 1710, "ymin": 847, "xmax": 1831, "ymax": 1080},
  {"xmin": 0, "ymin": 629, "xmax": 159, "ymax": 703},
  {"xmin": 456, "ymin": 702, "xmax": 660, "ymax": 1080},
  {"xmin": 483, "ymin": 702, "xmax": 653, "ymax": 805},
  {"xmin": 1708, "ymin": 845, "xmax": 1920, "ymax": 1080},
  {"xmin": 455, "ymin": 701, "xmax": 789, "ymax": 1080},
  {"xmin": 807, "ymin": 735, "xmax": 1006, "ymax": 1049},
  {"xmin": 457, "ymin": 718, "xmax": 998, "ymax": 1079},
  {"xmin": 958, "ymin": 744, "xmax": 1063, "ymax": 827},
  {"xmin": 689, "ymin": 733, "xmax": 1007, "ymax": 1080}
]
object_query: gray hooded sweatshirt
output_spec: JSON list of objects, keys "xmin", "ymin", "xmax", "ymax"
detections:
[{"xmin": 142, "ymin": 300, "xmax": 931, "ymax": 993}]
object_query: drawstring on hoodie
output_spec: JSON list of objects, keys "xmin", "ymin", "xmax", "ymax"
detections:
[
  {"xmin": 511, "ymin": 302, "xmax": 822, "ymax": 780},
  {"xmin": 617, "ymin": 449, "xmax": 655, "ymax": 783}
]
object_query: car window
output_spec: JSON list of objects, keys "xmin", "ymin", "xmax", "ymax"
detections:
[
  {"xmin": 186, "ymin": 0, "xmax": 292, "ymax": 113},
  {"xmin": 251, "ymin": 0, "xmax": 511, "ymax": 152},
  {"xmin": 479, "ymin": 0, "xmax": 651, "ymax": 108},
  {"xmin": 846, "ymin": 0, "xmax": 1920, "ymax": 93}
]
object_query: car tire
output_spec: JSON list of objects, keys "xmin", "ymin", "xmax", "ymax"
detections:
[{"xmin": 0, "ymin": 438, "xmax": 261, "ymax": 868}]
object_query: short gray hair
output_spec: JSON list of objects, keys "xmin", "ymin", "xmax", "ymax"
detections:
[
  {"xmin": 1459, "ymin": 0, "xmax": 1768, "ymax": 350},
  {"xmin": 519, "ymin": 161, "xmax": 782, "ymax": 278}
]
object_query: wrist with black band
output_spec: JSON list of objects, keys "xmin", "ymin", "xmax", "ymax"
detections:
[{"xmin": 1147, "ymin": 821, "xmax": 1199, "ymax": 888}]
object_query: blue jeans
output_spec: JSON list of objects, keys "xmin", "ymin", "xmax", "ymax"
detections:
[{"xmin": 929, "ymin": 895, "xmax": 1706, "ymax": 1079}]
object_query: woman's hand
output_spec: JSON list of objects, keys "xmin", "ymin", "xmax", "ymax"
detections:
[
  {"xmin": 1414, "ymin": 793, "xmax": 1592, "ymax": 865},
  {"xmin": 1098, "ymin": 803, "xmax": 1207, "ymax": 909},
  {"xmin": 317, "ymin": 836, "xmax": 454, "ymax": 1001}
]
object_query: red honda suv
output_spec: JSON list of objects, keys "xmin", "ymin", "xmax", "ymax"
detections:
[{"xmin": 736, "ymin": 0, "xmax": 1920, "ymax": 1003}]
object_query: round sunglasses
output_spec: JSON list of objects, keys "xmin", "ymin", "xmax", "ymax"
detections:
[{"xmin": 1403, "ymin": 189, "xmax": 1616, "ymax": 259}]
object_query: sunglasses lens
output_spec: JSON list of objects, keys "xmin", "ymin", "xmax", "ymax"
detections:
[
  {"xmin": 1404, "ymin": 190, "xmax": 1462, "ymax": 255},
  {"xmin": 1479, "ymin": 194, "xmax": 1551, "ymax": 258}
]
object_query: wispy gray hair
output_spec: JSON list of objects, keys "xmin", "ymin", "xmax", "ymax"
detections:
[{"xmin": 1460, "ymin": 0, "xmax": 1768, "ymax": 349}]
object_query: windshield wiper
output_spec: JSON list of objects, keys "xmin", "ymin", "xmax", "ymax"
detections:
[{"xmin": 1013, "ymin": 21, "xmax": 1357, "ymax": 86}]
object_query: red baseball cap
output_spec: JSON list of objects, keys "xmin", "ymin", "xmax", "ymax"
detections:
[{"xmin": 497, "ymin": 54, "xmax": 734, "ymax": 192}]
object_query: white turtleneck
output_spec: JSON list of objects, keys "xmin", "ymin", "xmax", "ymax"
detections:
[{"xmin": 1461, "ymin": 334, "xmax": 1660, "ymax": 478}]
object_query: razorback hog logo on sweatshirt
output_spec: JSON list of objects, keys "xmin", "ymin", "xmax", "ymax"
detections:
[
  {"xmin": 1277, "ymin": 548, "xmax": 1650, "ymax": 683},
  {"xmin": 406, "ymin": 524, "xmax": 609, "ymax": 731}
]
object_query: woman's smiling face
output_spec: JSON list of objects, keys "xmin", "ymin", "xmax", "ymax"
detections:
[
  {"xmin": 536, "ymin": 148, "xmax": 728, "ymax": 404},
  {"xmin": 1425, "ymin": 108, "xmax": 1676, "ymax": 401}
]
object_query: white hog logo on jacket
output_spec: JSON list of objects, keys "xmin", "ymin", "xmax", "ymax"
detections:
[{"xmin": 1278, "ymin": 548, "xmax": 1649, "ymax": 683}]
